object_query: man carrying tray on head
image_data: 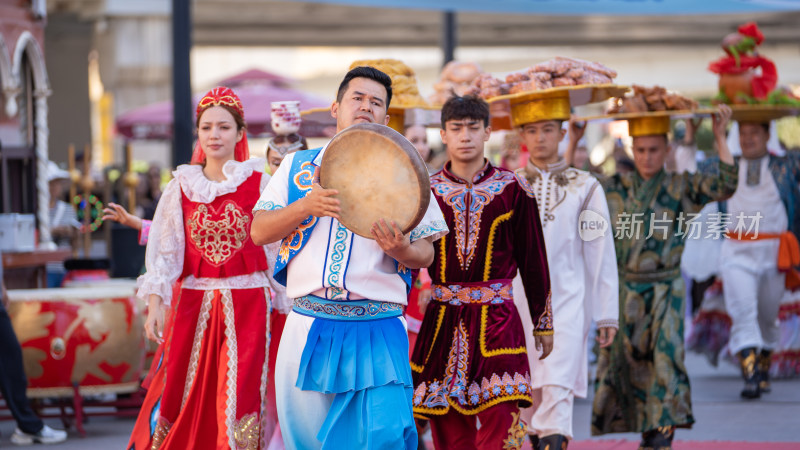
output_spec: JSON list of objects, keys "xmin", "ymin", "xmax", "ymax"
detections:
[
  {"xmin": 507, "ymin": 89, "xmax": 620, "ymax": 450},
  {"xmin": 715, "ymin": 107, "xmax": 800, "ymax": 400},
  {"xmin": 410, "ymin": 95, "xmax": 553, "ymax": 450},
  {"xmin": 250, "ymin": 66, "xmax": 448, "ymax": 450},
  {"xmin": 586, "ymin": 104, "xmax": 738, "ymax": 449}
]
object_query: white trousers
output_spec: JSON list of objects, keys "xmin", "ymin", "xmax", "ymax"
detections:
[
  {"xmin": 721, "ymin": 265, "xmax": 784, "ymax": 354},
  {"xmin": 275, "ymin": 312, "xmax": 331, "ymax": 450},
  {"xmin": 520, "ymin": 385, "xmax": 574, "ymax": 440}
]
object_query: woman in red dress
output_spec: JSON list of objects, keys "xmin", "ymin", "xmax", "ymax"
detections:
[{"xmin": 128, "ymin": 87, "xmax": 276, "ymax": 449}]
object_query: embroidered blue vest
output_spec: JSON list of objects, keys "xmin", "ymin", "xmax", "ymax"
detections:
[
  {"xmin": 272, "ymin": 147, "xmax": 414, "ymax": 293},
  {"xmin": 273, "ymin": 148, "xmax": 321, "ymax": 286}
]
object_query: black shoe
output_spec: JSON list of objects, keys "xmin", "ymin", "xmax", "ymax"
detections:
[
  {"xmin": 650, "ymin": 426, "xmax": 674, "ymax": 449},
  {"xmin": 758, "ymin": 349, "xmax": 772, "ymax": 393},
  {"xmin": 538, "ymin": 434, "xmax": 567, "ymax": 450},
  {"xmin": 739, "ymin": 348, "xmax": 761, "ymax": 399},
  {"xmin": 638, "ymin": 427, "xmax": 673, "ymax": 450}
]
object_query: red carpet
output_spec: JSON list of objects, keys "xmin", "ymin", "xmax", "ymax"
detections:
[
  {"xmin": 426, "ymin": 439, "xmax": 800, "ymax": 449},
  {"xmin": 531, "ymin": 440, "xmax": 800, "ymax": 449}
]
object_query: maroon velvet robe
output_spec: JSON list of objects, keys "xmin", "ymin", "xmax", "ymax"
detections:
[{"xmin": 411, "ymin": 160, "xmax": 552, "ymax": 417}]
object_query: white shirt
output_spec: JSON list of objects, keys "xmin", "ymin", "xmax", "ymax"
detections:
[
  {"xmin": 513, "ymin": 159, "xmax": 619, "ymax": 396},
  {"xmin": 721, "ymin": 156, "xmax": 787, "ymax": 271},
  {"xmin": 137, "ymin": 158, "xmax": 288, "ymax": 308},
  {"xmin": 254, "ymin": 145, "xmax": 448, "ymax": 305}
]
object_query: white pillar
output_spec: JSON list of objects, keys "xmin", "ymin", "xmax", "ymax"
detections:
[{"xmin": 34, "ymin": 89, "xmax": 55, "ymax": 250}]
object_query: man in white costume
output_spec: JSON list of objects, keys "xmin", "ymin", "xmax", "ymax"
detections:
[
  {"xmin": 250, "ymin": 66, "xmax": 448, "ymax": 449},
  {"xmin": 712, "ymin": 116, "xmax": 800, "ymax": 399},
  {"xmin": 510, "ymin": 91, "xmax": 619, "ymax": 449}
]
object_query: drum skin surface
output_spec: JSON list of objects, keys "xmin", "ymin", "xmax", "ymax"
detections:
[
  {"xmin": 320, "ymin": 123, "xmax": 431, "ymax": 239},
  {"xmin": 7, "ymin": 286, "xmax": 145, "ymax": 397}
]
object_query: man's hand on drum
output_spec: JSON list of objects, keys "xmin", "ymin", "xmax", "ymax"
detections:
[
  {"xmin": 302, "ymin": 167, "xmax": 340, "ymax": 219},
  {"xmin": 372, "ymin": 219, "xmax": 410, "ymax": 256},
  {"xmin": 144, "ymin": 295, "xmax": 166, "ymax": 344},
  {"xmin": 301, "ymin": 183, "xmax": 341, "ymax": 219}
]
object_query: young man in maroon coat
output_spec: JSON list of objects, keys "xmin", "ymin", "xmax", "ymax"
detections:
[{"xmin": 410, "ymin": 95, "xmax": 553, "ymax": 449}]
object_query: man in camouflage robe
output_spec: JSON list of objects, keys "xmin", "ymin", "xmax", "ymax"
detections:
[{"xmin": 590, "ymin": 107, "xmax": 737, "ymax": 449}]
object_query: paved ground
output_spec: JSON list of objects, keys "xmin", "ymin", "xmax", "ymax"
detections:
[{"xmin": 1, "ymin": 352, "xmax": 798, "ymax": 448}]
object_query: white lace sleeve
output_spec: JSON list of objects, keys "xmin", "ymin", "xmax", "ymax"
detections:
[{"xmin": 136, "ymin": 179, "xmax": 185, "ymax": 305}]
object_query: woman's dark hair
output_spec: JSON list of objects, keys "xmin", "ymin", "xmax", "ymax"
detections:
[
  {"xmin": 440, "ymin": 95, "xmax": 490, "ymax": 129},
  {"xmin": 336, "ymin": 67, "xmax": 393, "ymax": 108}
]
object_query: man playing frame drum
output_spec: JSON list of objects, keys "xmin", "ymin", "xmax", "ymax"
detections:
[{"xmin": 251, "ymin": 66, "xmax": 448, "ymax": 450}]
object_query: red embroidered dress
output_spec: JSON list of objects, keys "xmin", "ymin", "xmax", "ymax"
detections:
[
  {"xmin": 411, "ymin": 161, "xmax": 553, "ymax": 417},
  {"xmin": 129, "ymin": 159, "xmax": 273, "ymax": 450}
]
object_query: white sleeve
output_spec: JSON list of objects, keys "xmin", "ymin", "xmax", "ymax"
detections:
[
  {"xmin": 253, "ymin": 153, "xmax": 291, "ymax": 212},
  {"xmin": 264, "ymin": 242, "xmax": 292, "ymax": 313},
  {"xmin": 136, "ymin": 179, "xmax": 185, "ymax": 306},
  {"xmin": 409, "ymin": 197, "xmax": 449, "ymax": 242},
  {"xmin": 256, "ymin": 166, "xmax": 292, "ymax": 313},
  {"xmin": 581, "ymin": 180, "xmax": 619, "ymax": 328},
  {"xmin": 673, "ymin": 143, "xmax": 698, "ymax": 174}
]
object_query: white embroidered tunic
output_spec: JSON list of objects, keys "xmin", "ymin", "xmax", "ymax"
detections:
[
  {"xmin": 513, "ymin": 159, "xmax": 619, "ymax": 396},
  {"xmin": 254, "ymin": 145, "xmax": 449, "ymax": 305}
]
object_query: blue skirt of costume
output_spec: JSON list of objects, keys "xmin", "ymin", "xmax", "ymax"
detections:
[{"xmin": 294, "ymin": 296, "xmax": 417, "ymax": 450}]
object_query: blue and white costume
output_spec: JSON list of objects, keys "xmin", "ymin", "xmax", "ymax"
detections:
[{"xmin": 254, "ymin": 145, "xmax": 448, "ymax": 450}]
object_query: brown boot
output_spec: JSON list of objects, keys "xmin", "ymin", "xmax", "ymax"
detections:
[
  {"xmin": 538, "ymin": 434, "xmax": 567, "ymax": 450},
  {"xmin": 758, "ymin": 349, "xmax": 772, "ymax": 393},
  {"xmin": 739, "ymin": 348, "xmax": 761, "ymax": 399}
]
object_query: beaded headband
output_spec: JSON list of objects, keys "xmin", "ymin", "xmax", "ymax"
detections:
[{"xmin": 196, "ymin": 86, "xmax": 244, "ymax": 119}]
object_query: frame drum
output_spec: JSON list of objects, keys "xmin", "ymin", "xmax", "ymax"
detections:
[{"xmin": 319, "ymin": 123, "xmax": 431, "ymax": 238}]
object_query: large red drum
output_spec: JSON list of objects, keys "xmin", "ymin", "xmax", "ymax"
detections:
[{"xmin": 6, "ymin": 285, "xmax": 146, "ymax": 398}]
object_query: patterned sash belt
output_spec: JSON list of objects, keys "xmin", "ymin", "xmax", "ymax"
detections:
[
  {"xmin": 432, "ymin": 279, "xmax": 513, "ymax": 305},
  {"xmin": 293, "ymin": 295, "xmax": 403, "ymax": 321}
]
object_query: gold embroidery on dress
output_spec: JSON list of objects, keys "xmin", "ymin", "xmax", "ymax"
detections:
[
  {"xmin": 259, "ymin": 288, "xmax": 271, "ymax": 449},
  {"xmin": 150, "ymin": 416, "xmax": 172, "ymax": 450},
  {"xmin": 233, "ymin": 412, "xmax": 260, "ymax": 450},
  {"xmin": 502, "ymin": 411, "xmax": 526, "ymax": 450},
  {"xmin": 221, "ymin": 290, "xmax": 240, "ymax": 449},
  {"xmin": 483, "ymin": 210, "xmax": 514, "ymax": 281},
  {"xmin": 424, "ymin": 305, "xmax": 447, "ymax": 364},
  {"xmin": 187, "ymin": 201, "xmax": 250, "ymax": 265},
  {"xmin": 181, "ymin": 290, "xmax": 214, "ymax": 408},
  {"xmin": 480, "ymin": 305, "xmax": 526, "ymax": 357}
]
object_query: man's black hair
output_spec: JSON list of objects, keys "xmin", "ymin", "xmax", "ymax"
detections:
[
  {"xmin": 440, "ymin": 95, "xmax": 490, "ymax": 129},
  {"xmin": 739, "ymin": 121, "xmax": 771, "ymax": 134},
  {"xmin": 336, "ymin": 67, "xmax": 392, "ymax": 108}
]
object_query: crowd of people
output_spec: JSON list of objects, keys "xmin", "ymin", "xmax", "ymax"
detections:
[{"xmin": 1, "ymin": 58, "xmax": 797, "ymax": 450}]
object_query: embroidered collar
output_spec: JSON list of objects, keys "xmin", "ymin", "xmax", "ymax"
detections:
[
  {"xmin": 525, "ymin": 158, "xmax": 569, "ymax": 186},
  {"xmin": 526, "ymin": 158, "xmax": 567, "ymax": 178},
  {"xmin": 441, "ymin": 159, "xmax": 493, "ymax": 184},
  {"xmin": 174, "ymin": 158, "xmax": 264, "ymax": 203}
]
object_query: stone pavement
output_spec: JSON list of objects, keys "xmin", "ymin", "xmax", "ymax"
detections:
[{"xmin": 1, "ymin": 352, "xmax": 797, "ymax": 448}]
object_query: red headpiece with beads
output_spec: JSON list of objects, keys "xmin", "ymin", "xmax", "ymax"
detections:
[{"xmin": 191, "ymin": 86, "xmax": 250, "ymax": 164}]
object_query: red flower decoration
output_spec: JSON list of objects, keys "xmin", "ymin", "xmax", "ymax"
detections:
[{"xmin": 738, "ymin": 22, "xmax": 764, "ymax": 45}]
